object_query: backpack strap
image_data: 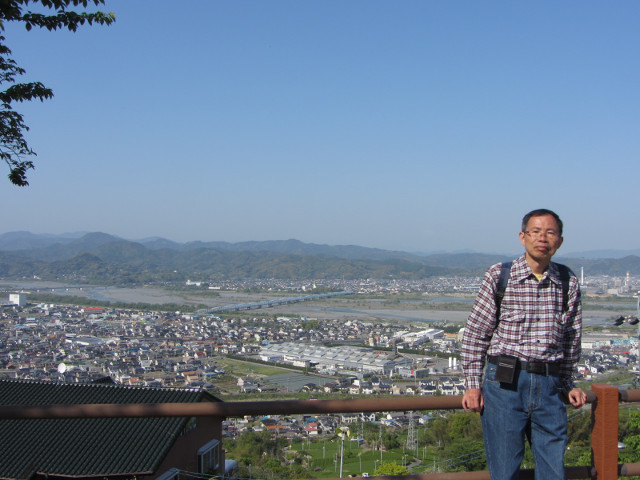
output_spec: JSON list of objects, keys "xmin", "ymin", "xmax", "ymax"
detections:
[
  {"xmin": 495, "ymin": 261, "xmax": 512, "ymax": 319},
  {"xmin": 556, "ymin": 263, "xmax": 572, "ymax": 312},
  {"xmin": 495, "ymin": 261, "xmax": 572, "ymax": 318}
]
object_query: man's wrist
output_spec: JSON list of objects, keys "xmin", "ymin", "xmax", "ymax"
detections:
[
  {"xmin": 561, "ymin": 377, "xmax": 576, "ymax": 392},
  {"xmin": 465, "ymin": 377, "xmax": 481, "ymax": 390}
]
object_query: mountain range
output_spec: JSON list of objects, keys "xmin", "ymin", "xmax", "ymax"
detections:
[{"xmin": 0, "ymin": 231, "xmax": 638, "ymax": 285}]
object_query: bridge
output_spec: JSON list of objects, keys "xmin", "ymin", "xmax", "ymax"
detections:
[{"xmin": 197, "ymin": 290, "xmax": 355, "ymax": 314}]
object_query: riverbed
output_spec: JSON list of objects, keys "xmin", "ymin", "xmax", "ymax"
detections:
[{"xmin": 0, "ymin": 280, "xmax": 630, "ymax": 327}]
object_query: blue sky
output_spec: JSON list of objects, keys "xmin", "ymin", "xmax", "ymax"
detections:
[{"xmin": 1, "ymin": 1, "xmax": 638, "ymax": 255}]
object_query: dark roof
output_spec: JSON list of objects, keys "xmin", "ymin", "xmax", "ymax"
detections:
[{"xmin": 0, "ymin": 379, "xmax": 221, "ymax": 479}]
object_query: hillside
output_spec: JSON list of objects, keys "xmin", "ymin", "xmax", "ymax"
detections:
[{"xmin": 0, "ymin": 232, "xmax": 638, "ymax": 285}]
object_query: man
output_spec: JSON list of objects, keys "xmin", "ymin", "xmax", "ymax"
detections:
[{"xmin": 461, "ymin": 208, "xmax": 586, "ymax": 480}]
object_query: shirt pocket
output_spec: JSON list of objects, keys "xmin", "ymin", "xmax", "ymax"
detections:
[{"xmin": 497, "ymin": 307, "xmax": 526, "ymax": 344}]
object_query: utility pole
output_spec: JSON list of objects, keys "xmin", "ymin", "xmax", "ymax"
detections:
[
  {"xmin": 340, "ymin": 436, "xmax": 345, "ymax": 478},
  {"xmin": 339, "ymin": 426, "xmax": 350, "ymax": 478}
]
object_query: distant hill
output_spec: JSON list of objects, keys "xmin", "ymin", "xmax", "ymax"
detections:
[
  {"xmin": 560, "ymin": 249, "xmax": 640, "ymax": 259},
  {"xmin": 559, "ymin": 255, "xmax": 640, "ymax": 277},
  {"xmin": 0, "ymin": 231, "xmax": 82, "ymax": 251},
  {"xmin": 0, "ymin": 231, "xmax": 638, "ymax": 284}
]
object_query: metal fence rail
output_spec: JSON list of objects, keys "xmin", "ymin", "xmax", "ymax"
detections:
[{"xmin": 2, "ymin": 385, "xmax": 638, "ymax": 480}]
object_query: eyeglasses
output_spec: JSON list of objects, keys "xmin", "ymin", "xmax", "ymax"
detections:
[{"xmin": 523, "ymin": 229, "xmax": 560, "ymax": 239}]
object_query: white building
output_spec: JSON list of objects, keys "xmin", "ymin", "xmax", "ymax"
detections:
[
  {"xmin": 394, "ymin": 329, "xmax": 444, "ymax": 347},
  {"xmin": 9, "ymin": 293, "xmax": 26, "ymax": 306}
]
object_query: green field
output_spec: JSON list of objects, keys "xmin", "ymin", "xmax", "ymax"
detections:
[{"xmin": 288, "ymin": 437, "xmax": 423, "ymax": 477}]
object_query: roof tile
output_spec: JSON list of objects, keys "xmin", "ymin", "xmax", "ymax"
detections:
[{"xmin": 0, "ymin": 379, "xmax": 220, "ymax": 478}]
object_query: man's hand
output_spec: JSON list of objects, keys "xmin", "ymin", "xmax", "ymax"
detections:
[
  {"xmin": 462, "ymin": 388, "xmax": 484, "ymax": 412},
  {"xmin": 567, "ymin": 387, "xmax": 587, "ymax": 408}
]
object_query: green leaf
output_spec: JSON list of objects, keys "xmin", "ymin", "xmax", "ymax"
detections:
[{"xmin": 0, "ymin": 0, "xmax": 115, "ymax": 186}]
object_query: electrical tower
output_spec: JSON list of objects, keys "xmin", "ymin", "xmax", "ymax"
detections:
[{"xmin": 406, "ymin": 410, "xmax": 417, "ymax": 454}]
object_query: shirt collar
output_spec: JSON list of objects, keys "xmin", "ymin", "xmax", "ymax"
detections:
[{"xmin": 511, "ymin": 254, "xmax": 562, "ymax": 284}]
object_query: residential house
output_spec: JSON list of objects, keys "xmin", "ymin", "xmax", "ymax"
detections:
[
  {"xmin": 0, "ymin": 379, "xmax": 225, "ymax": 479},
  {"xmin": 237, "ymin": 376, "xmax": 259, "ymax": 393},
  {"xmin": 405, "ymin": 385, "xmax": 418, "ymax": 395},
  {"xmin": 340, "ymin": 413, "xmax": 360, "ymax": 424}
]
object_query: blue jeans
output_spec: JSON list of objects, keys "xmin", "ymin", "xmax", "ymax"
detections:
[{"xmin": 481, "ymin": 362, "xmax": 567, "ymax": 480}]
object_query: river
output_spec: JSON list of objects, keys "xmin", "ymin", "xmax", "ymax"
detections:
[{"xmin": 0, "ymin": 280, "xmax": 633, "ymax": 327}]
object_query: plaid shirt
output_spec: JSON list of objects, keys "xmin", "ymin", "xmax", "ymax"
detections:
[{"xmin": 461, "ymin": 254, "xmax": 582, "ymax": 391}]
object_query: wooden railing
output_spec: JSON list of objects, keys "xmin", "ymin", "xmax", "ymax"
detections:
[{"xmin": 3, "ymin": 384, "xmax": 640, "ymax": 479}]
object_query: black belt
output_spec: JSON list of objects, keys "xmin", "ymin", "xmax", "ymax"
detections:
[{"xmin": 487, "ymin": 355, "xmax": 561, "ymax": 376}]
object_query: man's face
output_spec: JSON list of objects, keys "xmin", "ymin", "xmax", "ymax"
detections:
[{"xmin": 519, "ymin": 214, "xmax": 564, "ymax": 265}]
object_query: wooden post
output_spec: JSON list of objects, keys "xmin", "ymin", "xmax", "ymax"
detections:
[{"xmin": 591, "ymin": 383, "xmax": 619, "ymax": 480}]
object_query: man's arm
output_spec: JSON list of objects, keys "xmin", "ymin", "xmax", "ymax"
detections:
[
  {"xmin": 461, "ymin": 265, "xmax": 501, "ymax": 391},
  {"xmin": 560, "ymin": 274, "xmax": 582, "ymax": 392}
]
